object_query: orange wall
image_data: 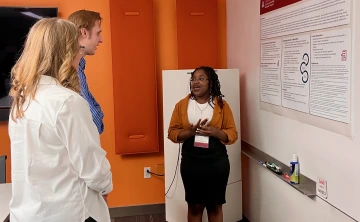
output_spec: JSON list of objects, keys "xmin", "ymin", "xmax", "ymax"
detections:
[
  {"xmin": 0, "ymin": 0, "xmax": 226, "ymax": 207},
  {"xmin": 218, "ymin": 0, "xmax": 227, "ymax": 68}
]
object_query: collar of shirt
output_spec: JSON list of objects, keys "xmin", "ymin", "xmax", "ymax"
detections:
[
  {"xmin": 79, "ymin": 57, "xmax": 86, "ymax": 70},
  {"xmin": 39, "ymin": 75, "xmax": 57, "ymax": 85},
  {"xmin": 78, "ymin": 57, "xmax": 89, "ymax": 92}
]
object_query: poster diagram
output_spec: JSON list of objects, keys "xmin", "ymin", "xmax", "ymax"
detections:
[{"xmin": 281, "ymin": 35, "xmax": 310, "ymax": 113}]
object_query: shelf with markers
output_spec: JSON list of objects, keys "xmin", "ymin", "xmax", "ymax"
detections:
[{"xmin": 242, "ymin": 140, "xmax": 316, "ymax": 197}]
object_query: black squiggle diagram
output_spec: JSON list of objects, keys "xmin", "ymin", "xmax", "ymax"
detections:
[{"xmin": 300, "ymin": 53, "xmax": 309, "ymax": 83}]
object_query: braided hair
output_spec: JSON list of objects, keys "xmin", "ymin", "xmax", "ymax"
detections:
[{"xmin": 190, "ymin": 66, "xmax": 225, "ymax": 109}]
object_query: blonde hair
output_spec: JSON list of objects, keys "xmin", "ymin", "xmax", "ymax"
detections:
[
  {"xmin": 10, "ymin": 18, "xmax": 80, "ymax": 121},
  {"xmin": 68, "ymin": 10, "xmax": 102, "ymax": 32}
]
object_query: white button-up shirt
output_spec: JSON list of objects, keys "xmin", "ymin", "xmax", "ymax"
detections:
[{"xmin": 8, "ymin": 75, "xmax": 113, "ymax": 222}]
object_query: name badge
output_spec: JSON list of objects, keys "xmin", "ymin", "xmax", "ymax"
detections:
[{"xmin": 194, "ymin": 135, "xmax": 209, "ymax": 148}]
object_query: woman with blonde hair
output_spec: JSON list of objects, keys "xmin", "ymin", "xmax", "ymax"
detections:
[{"xmin": 8, "ymin": 18, "xmax": 112, "ymax": 222}]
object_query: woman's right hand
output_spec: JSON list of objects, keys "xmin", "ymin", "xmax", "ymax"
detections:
[{"xmin": 190, "ymin": 118, "xmax": 208, "ymax": 135}]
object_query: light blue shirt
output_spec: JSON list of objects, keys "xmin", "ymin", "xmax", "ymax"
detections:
[{"xmin": 78, "ymin": 57, "xmax": 104, "ymax": 134}]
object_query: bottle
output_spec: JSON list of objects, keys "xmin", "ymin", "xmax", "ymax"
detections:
[{"xmin": 290, "ymin": 154, "xmax": 299, "ymax": 184}]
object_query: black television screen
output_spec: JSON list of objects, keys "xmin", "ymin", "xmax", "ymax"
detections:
[{"xmin": 0, "ymin": 7, "xmax": 58, "ymax": 121}]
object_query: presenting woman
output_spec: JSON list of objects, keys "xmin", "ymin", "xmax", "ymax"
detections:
[{"xmin": 167, "ymin": 66, "xmax": 238, "ymax": 222}]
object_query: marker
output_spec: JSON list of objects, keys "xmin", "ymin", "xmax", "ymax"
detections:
[
  {"xmin": 284, "ymin": 173, "xmax": 290, "ymax": 181},
  {"xmin": 258, "ymin": 160, "xmax": 266, "ymax": 167}
]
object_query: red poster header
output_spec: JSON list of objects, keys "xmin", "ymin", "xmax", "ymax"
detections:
[{"xmin": 260, "ymin": 0, "xmax": 302, "ymax": 15}]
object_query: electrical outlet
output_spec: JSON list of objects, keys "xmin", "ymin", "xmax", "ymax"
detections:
[{"xmin": 144, "ymin": 167, "xmax": 151, "ymax": 179}]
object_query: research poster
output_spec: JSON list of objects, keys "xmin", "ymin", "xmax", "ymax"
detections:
[{"xmin": 260, "ymin": 0, "xmax": 352, "ymax": 125}]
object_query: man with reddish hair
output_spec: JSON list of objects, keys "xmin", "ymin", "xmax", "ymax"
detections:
[
  {"xmin": 68, "ymin": 10, "xmax": 110, "ymax": 222},
  {"xmin": 68, "ymin": 10, "xmax": 105, "ymax": 135}
]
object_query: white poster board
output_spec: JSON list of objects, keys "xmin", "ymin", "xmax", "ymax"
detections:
[
  {"xmin": 259, "ymin": 0, "xmax": 354, "ymax": 137},
  {"xmin": 227, "ymin": 0, "xmax": 360, "ymax": 220}
]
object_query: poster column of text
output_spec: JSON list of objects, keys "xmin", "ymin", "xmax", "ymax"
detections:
[
  {"xmin": 261, "ymin": 40, "xmax": 282, "ymax": 105},
  {"xmin": 310, "ymin": 29, "xmax": 351, "ymax": 123},
  {"xmin": 281, "ymin": 35, "xmax": 311, "ymax": 113}
]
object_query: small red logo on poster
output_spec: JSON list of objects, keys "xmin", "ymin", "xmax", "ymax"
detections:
[{"xmin": 341, "ymin": 50, "xmax": 347, "ymax": 61}]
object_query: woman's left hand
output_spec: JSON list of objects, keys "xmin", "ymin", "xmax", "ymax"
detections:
[
  {"xmin": 197, "ymin": 126, "xmax": 229, "ymax": 143},
  {"xmin": 196, "ymin": 126, "xmax": 220, "ymax": 138}
]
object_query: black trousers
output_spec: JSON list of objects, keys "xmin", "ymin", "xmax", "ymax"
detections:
[{"xmin": 85, "ymin": 217, "xmax": 96, "ymax": 222}]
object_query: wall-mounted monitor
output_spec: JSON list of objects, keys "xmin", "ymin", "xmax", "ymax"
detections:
[{"xmin": 0, "ymin": 7, "xmax": 58, "ymax": 121}]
